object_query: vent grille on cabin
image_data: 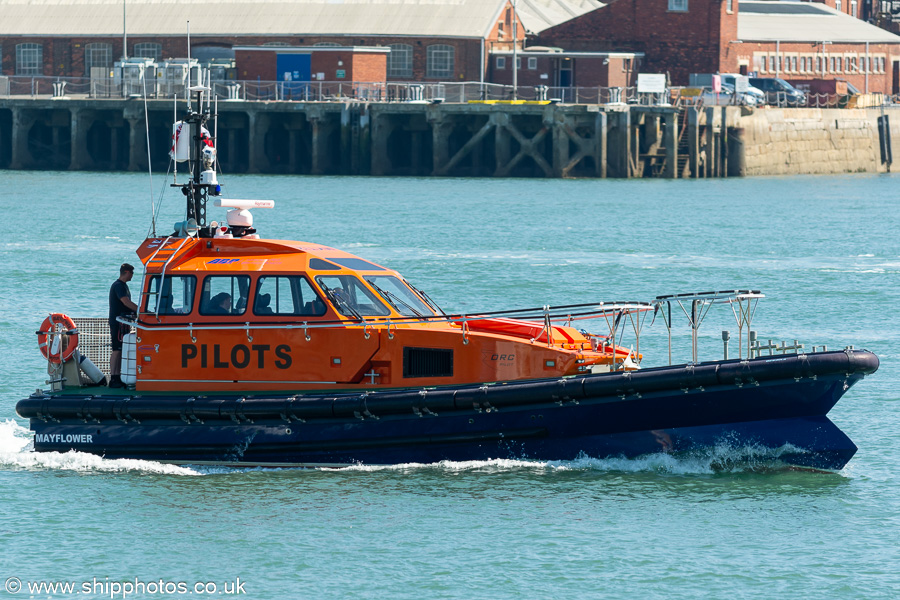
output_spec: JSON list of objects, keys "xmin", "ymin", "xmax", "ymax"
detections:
[{"xmin": 403, "ymin": 347, "xmax": 453, "ymax": 378}]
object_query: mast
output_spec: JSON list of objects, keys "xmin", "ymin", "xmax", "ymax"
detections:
[{"xmin": 172, "ymin": 85, "xmax": 220, "ymax": 235}]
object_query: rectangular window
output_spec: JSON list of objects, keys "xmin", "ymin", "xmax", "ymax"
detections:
[
  {"xmin": 254, "ymin": 276, "xmax": 326, "ymax": 316},
  {"xmin": 791, "ymin": 56, "xmax": 797, "ymax": 72},
  {"xmin": 516, "ymin": 56, "xmax": 521, "ymax": 70},
  {"xmin": 387, "ymin": 44, "xmax": 413, "ymax": 78},
  {"xmin": 528, "ymin": 56, "xmax": 537, "ymax": 70},
  {"xmin": 668, "ymin": 0, "xmax": 688, "ymax": 11},
  {"xmin": 16, "ymin": 43, "xmax": 42, "ymax": 76},
  {"xmin": 835, "ymin": 0, "xmax": 842, "ymax": 10},
  {"xmin": 727, "ymin": 0, "xmax": 733, "ymax": 11},
  {"xmin": 85, "ymin": 43, "xmax": 112, "ymax": 76},
  {"xmin": 145, "ymin": 275, "xmax": 196, "ymax": 315},
  {"xmin": 851, "ymin": 0, "xmax": 858, "ymax": 17},
  {"xmin": 200, "ymin": 275, "xmax": 251, "ymax": 316},
  {"xmin": 133, "ymin": 43, "xmax": 162, "ymax": 62},
  {"xmin": 496, "ymin": 56, "xmax": 506, "ymax": 69},
  {"xmin": 426, "ymin": 45, "xmax": 454, "ymax": 78},
  {"xmin": 770, "ymin": 55, "xmax": 776, "ymax": 72},
  {"xmin": 837, "ymin": 57, "xmax": 843, "ymax": 72}
]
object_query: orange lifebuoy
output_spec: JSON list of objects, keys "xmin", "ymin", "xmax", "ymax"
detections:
[{"xmin": 37, "ymin": 313, "xmax": 79, "ymax": 364}]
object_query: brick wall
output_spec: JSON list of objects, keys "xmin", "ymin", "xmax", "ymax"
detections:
[
  {"xmin": 351, "ymin": 54, "xmax": 387, "ymax": 82},
  {"xmin": 738, "ymin": 42, "xmax": 900, "ymax": 94},
  {"xmin": 536, "ymin": 0, "xmax": 734, "ymax": 85},
  {"xmin": 0, "ymin": 34, "xmax": 491, "ymax": 81}
]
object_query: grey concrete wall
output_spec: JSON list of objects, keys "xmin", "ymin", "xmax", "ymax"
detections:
[{"xmin": 739, "ymin": 108, "xmax": 900, "ymax": 176}]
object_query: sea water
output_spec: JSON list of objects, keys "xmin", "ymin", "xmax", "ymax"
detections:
[{"xmin": 1, "ymin": 171, "xmax": 898, "ymax": 599}]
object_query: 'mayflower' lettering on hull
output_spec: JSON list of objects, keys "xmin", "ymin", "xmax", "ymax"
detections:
[{"xmin": 35, "ymin": 434, "xmax": 93, "ymax": 444}]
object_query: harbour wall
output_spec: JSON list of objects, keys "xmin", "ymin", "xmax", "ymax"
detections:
[
  {"xmin": 738, "ymin": 108, "xmax": 900, "ymax": 177},
  {"xmin": 0, "ymin": 98, "xmax": 896, "ymax": 178}
]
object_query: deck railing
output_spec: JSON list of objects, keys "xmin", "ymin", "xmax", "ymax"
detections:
[{"xmin": 1, "ymin": 75, "xmax": 899, "ymax": 109}]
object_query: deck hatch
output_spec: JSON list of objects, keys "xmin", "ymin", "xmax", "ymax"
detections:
[{"xmin": 403, "ymin": 347, "xmax": 453, "ymax": 378}]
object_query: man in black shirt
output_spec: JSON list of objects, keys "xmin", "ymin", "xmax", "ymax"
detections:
[{"xmin": 109, "ymin": 263, "xmax": 138, "ymax": 388}]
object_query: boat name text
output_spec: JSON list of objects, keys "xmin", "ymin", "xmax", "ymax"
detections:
[
  {"xmin": 181, "ymin": 344, "xmax": 292, "ymax": 369},
  {"xmin": 35, "ymin": 434, "xmax": 93, "ymax": 444}
]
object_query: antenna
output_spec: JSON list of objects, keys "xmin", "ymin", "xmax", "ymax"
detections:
[{"xmin": 142, "ymin": 69, "xmax": 156, "ymax": 237}]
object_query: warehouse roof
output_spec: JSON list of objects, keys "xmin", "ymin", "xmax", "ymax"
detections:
[
  {"xmin": 739, "ymin": 1, "xmax": 900, "ymax": 43},
  {"xmin": 0, "ymin": 0, "xmax": 511, "ymax": 38},
  {"xmin": 515, "ymin": 0, "xmax": 605, "ymax": 34}
]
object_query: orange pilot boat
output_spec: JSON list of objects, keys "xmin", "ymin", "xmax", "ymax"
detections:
[{"xmin": 17, "ymin": 86, "xmax": 879, "ymax": 469}]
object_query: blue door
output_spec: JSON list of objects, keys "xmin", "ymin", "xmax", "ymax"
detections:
[{"xmin": 276, "ymin": 54, "xmax": 311, "ymax": 82}]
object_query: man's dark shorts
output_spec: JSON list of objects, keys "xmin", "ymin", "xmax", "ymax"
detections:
[{"xmin": 109, "ymin": 318, "xmax": 130, "ymax": 352}]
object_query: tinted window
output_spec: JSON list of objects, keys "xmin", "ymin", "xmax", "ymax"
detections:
[
  {"xmin": 254, "ymin": 276, "xmax": 327, "ymax": 316},
  {"xmin": 328, "ymin": 257, "xmax": 386, "ymax": 271},
  {"xmin": 145, "ymin": 275, "xmax": 196, "ymax": 315},
  {"xmin": 315, "ymin": 275, "xmax": 390, "ymax": 317},
  {"xmin": 200, "ymin": 275, "xmax": 251, "ymax": 316},
  {"xmin": 309, "ymin": 258, "xmax": 341, "ymax": 270}
]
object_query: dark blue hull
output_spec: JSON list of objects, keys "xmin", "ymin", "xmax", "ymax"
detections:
[{"xmin": 17, "ymin": 351, "xmax": 879, "ymax": 470}]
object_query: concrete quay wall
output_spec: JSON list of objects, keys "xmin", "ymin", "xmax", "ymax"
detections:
[
  {"xmin": 0, "ymin": 98, "xmax": 896, "ymax": 178},
  {"xmin": 739, "ymin": 108, "xmax": 900, "ymax": 176}
]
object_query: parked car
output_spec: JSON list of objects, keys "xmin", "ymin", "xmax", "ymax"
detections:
[
  {"xmin": 718, "ymin": 74, "xmax": 766, "ymax": 104},
  {"xmin": 748, "ymin": 77, "xmax": 807, "ymax": 107},
  {"xmin": 700, "ymin": 83, "xmax": 759, "ymax": 106}
]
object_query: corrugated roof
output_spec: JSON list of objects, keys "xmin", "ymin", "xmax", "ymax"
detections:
[
  {"xmin": 515, "ymin": 0, "xmax": 605, "ymax": 34},
  {"xmin": 0, "ymin": 0, "xmax": 508, "ymax": 38},
  {"xmin": 739, "ymin": 1, "xmax": 900, "ymax": 43}
]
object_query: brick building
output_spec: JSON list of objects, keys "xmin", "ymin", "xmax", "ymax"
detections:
[
  {"xmin": 536, "ymin": 0, "xmax": 900, "ymax": 93},
  {"xmin": 489, "ymin": 49, "xmax": 641, "ymax": 87},
  {"xmin": 0, "ymin": 0, "xmax": 599, "ymax": 85}
]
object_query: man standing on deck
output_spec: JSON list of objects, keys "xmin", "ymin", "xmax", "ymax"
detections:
[{"xmin": 109, "ymin": 263, "xmax": 138, "ymax": 388}]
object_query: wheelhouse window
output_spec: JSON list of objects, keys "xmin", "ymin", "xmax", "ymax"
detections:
[
  {"xmin": 199, "ymin": 275, "xmax": 251, "ymax": 316},
  {"xmin": 388, "ymin": 44, "xmax": 413, "ymax": 78},
  {"xmin": 16, "ymin": 43, "xmax": 42, "ymax": 75},
  {"xmin": 133, "ymin": 42, "xmax": 162, "ymax": 61},
  {"xmin": 85, "ymin": 43, "xmax": 113, "ymax": 76},
  {"xmin": 426, "ymin": 45, "xmax": 454, "ymax": 79},
  {"xmin": 144, "ymin": 275, "xmax": 196, "ymax": 315},
  {"xmin": 315, "ymin": 275, "xmax": 390, "ymax": 317},
  {"xmin": 254, "ymin": 276, "xmax": 327, "ymax": 316},
  {"xmin": 363, "ymin": 276, "xmax": 434, "ymax": 317}
]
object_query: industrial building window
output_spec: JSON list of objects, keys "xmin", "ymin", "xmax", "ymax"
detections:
[
  {"xmin": 769, "ymin": 56, "xmax": 776, "ymax": 72},
  {"xmin": 528, "ymin": 57, "xmax": 537, "ymax": 70},
  {"xmin": 727, "ymin": 0, "xmax": 733, "ymax": 11},
  {"xmin": 835, "ymin": 0, "xmax": 842, "ymax": 11},
  {"xmin": 837, "ymin": 57, "xmax": 843, "ymax": 72},
  {"xmin": 388, "ymin": 44, "xmax": 413, "ymax": 78},
  {"xmin": 15, "ymin": 43, "xmax": 42, "ymax": 75},
  {"xmin": 668, "ymin": 0, "xmax": 688, "ymax": 12},
  {"xmin": 790, "ymin": 56, "xmax": 797, "ymax": 72},
  {"xmin": 850, "ymin": 0, "xmax": 857, "ymax": 17},
  {"xmin": 133, "ymin": 43, "xmax": 162, "ymax": 62},
  {"xmin": 496, "ymin": 56, "xmax": 507, "ymax": 69},
  {"xmin": 85, "ymin": 43, "xmax": 113, "ymax": 76},
  {"xmin": 426, "ymin": 45, "xmax": 454, "ymax": 78}
]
